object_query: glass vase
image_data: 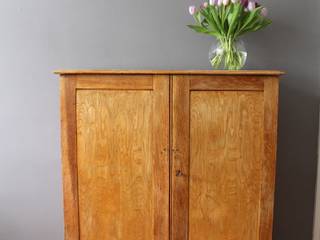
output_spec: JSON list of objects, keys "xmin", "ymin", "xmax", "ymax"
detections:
[{"xmin": 209, "ymin": 38, "xmax": 247, "ymax": 70}]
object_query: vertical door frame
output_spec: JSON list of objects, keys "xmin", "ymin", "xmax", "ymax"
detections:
[
  {"xmin": 171, "ymin": 76, "xmax": 190, "ymax": 240},
  {"xmin": 153, "ymin": 75, "xmax": 170, "ymax": 240},
  {"xmin": 60, "ymin": 76, "xmax": 80, "ymax": 240},
  {"xmin": 259, "ymin": 77, "xmax": 280, "ymax": 240},
  {"xmin": 60, "ymin": 74, "xmax": 170, "ymax": 240}
]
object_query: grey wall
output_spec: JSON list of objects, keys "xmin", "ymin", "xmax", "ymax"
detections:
[{"xmin": 0, "ymin": 0, "xmax": 319, "ymax": 239}]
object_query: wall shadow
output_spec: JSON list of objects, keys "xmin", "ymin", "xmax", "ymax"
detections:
[{"xmin": 244, "ymin": 13, "xmax": 320, "ymax": 239}]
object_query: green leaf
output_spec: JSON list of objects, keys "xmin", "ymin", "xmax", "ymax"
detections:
[
  {"xmin": 201, "ymin": 18, "xmax": 209, "ymax": 28},
  {"xmin": 187, "ymin": 24, "xmax": 220, "ymax": 37},
  {"xmin": 221, "ymin": 5, "xmax": 226, "ymax": 26},
  {"xmin": 193, "ymin": 11, "xmax": 202, "ymax": 24},
  {"xmin": 251, "ymin": 18, "xmax": 272, "ymax": 32},
  {"xmin": 227, "ymin": 3, "xmax": 243, "ymax": 38},
  {"xmin": 208, "ymin": 5, "xmax": 224, "ymax": 35},
  {"xmin": 223, "ymin": 4, "xmax": 232, "ymax": 29},
  {"xmin": 200, "ymin": 8, "xmax": 221, "ymax": 35},
  {"xmin": 237, "ymin": 16, "xmax": 272, "ymax": 36},
  {"xmin": 239, "ymin": 6, "xmax": 263, "ymax": 32},
  {"xmin": 187, "ymin": 25, "xmax": 209, "ymax": 33},
  {"xmin": 227, "ymin": 11, "xmax": 233, "ymax": 26},
  {"xmin": 244, "ymin": 17, "xmax": 261, "ymax": 31}
]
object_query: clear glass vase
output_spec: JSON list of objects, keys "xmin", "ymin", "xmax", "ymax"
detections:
[{"xmin": 209, "ymin": 38, "xmax": 247, "ymax": 70}]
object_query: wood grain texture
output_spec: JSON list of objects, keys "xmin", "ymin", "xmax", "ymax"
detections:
[
  {"xmin": 171, "ymin": 76, "xmax": 190, "ymax": 240},
  {"xmin": 55, "ymin": 69, "xmax": 284, "ymax": 76},
  {"xmin": 77, "ymin": 90, "xmax": 154, "ymax": 240},
  {"xmin": 189, "ymin": 75, "xmax": 264, "ymax": 91},
  {"xmin": 60, "ymin": 76, "xmax": 79, "ymax": 240},
  {"xmin": 152, "ymin": 75, "xmax": 170, "ymax": 240},
  {"xmin": 59, "ymin": 72, "xmax": 281, "ymax": 240},
  {"xmin": 189, "ymin": 91, "xmax": 264, "ymax": 240},
  {"xmin": 259, "ymin": 78, "xmax": 279, "ymax": 240},
  {"xmin": 74, "ymin": 74, "xmax": 153, "ymax": 90}
]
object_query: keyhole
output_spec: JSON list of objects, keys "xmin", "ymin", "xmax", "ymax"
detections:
[{"xmin": 176, "ymin": 170, "xmax": 183, "ymax": 177}]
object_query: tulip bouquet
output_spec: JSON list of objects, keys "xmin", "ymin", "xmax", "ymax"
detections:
[{"xmin": 188, "ymin": 0, "xmax": 271, "ymax": 70}]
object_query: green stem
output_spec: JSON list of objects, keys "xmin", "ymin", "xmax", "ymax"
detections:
[{"xmin": 210, "ymin": 37, "xmax": 245, "ymax": 70}]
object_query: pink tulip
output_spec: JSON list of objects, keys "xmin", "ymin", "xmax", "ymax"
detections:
[
  {"xmin": 217, "ymin": 0, "xmax": 223, "ymax": 6},
  {"xmin": 209, "ymin": 0, "xmax": 217, "ymax": 5},
  {"xmin": 261, "ymin": 7, "xmax": 268, "ymax": 17},
  {"xmin": 247, "ymin": 1, "xmax": 256, "ymax": 11},
  {"xmin": 223, "ymin": 0, "xmax": 229, "ymax": 6},
  {"xmin": 189, "ymin": 5, "xmax": 196, "ymax": 15},
  {"xmin": 203, "ymin": 2, "xmax": 209, "ymax": 7},
  {"xmin": 241, "ymin": 0, "xmax": 249, "ymax": 7}
]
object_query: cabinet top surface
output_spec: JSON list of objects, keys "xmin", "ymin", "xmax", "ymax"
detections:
[{"xmin": 54, "ymin": 69, "xmax": 284, "ymax": 76}]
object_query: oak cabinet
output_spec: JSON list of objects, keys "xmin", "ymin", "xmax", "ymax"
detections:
[{"xmin": 56, "ymin": 70, "xmax": 282, "ymax": 240}]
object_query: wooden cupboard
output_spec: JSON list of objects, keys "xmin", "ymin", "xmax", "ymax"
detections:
[{"xmin": 56, "ymin": 70, "xmax": 283, "ymax": 240}]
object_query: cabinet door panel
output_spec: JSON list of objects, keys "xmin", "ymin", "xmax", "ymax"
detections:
[
  {"xmin": 61, "ymin": 75, "xmax": 169, "ymax": 240},
  {"xmin": 189, "ymin": 91, "xmax": 263, "ymax": 240},
  {"xmin": 77, "ymin": 90, "xmax": 153, "ymax": 240},
  {"xmin": 171, "ymin": 75, "xmax": 279, "ymax": 240}
]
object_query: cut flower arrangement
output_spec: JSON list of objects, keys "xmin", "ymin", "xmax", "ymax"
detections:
[{"xmin": 188, "ymin": 0, "xmax": 271, "ymax": 70}]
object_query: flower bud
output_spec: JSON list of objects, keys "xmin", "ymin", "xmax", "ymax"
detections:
[
  {"xmin": 209, "ymin": 0, "xmax": 217, "ymax": 5},
  {"xmin": 217, "ymin": 0, "xmax": 223, "ymax": 6},
  {"xmin": 231, "ymin": 0, "xmax": 238, "ymax": 3},
  {"xmin": 189, "ymin": 6, "xmax": 196, "ymax": 15},
  {"xmin": 261, "ymin": 7, "xmax": 268, "ymax": 17},
  {"xmin": 247, "ymin": 1, "xmax": 256, "ymax": 11},
  {"xmin": 223, "ymin": 0, "xmax": 229, "ymax": 6},
  {"xmin": 203, "ymin": 2, "xmax": 209, "ymax": 7},
  {"xmin": 241, "ymin": 0, "xmax": 248, "ymax": 7}
]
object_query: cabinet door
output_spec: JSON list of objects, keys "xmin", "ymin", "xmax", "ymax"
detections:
[
  {"xmin": 171, "ymin": 75, "xmax": 279, "ymax": 240},
  {"xmin": 61, "ymin": 75, "xmax": 169, "ymax": 240}
]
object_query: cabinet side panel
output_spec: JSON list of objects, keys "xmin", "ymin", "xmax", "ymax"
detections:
[
  {"xmin": 60, "ymin": 76, "xmax": 79, "ymax": 240},
  {"xmin": 259, "ymin": 78, "xmax": 279, "ymax": 240},
  {"xmin": 189, "ymin": 91, "xmax": 264, "ymax": 240},
  {"xmin": 77, "ymin": 90, "xmax": 154, "ymax": 240}
]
